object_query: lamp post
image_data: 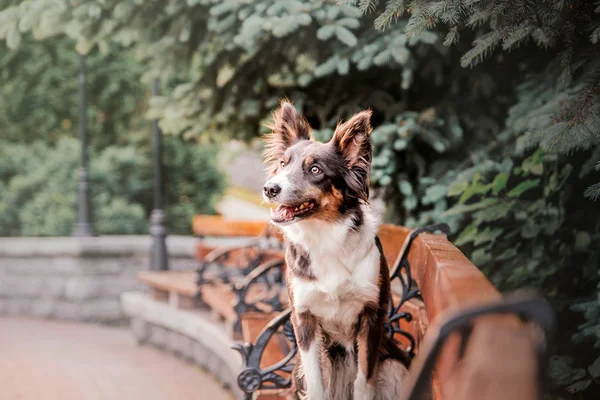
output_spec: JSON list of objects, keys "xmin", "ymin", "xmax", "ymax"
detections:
[
  {"xmin": 150, "ymin": 78, "xmax": 169, "ymax": 270},
  {"xmin": 73, "ymin": 53, "xmax": 95, "ymax": 237}
]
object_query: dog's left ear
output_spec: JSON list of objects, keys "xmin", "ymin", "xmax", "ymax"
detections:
[
  {"xmin": 331, "ymin": 110, "xmax": 373, "ymax": 201},
  {"xmin": 331, "ymin": 110, "xmax": 373, "ymax": 170}
]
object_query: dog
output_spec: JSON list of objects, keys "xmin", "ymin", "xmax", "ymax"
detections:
[{"xmin": 261, "ymin": 101, "xmax": 410, "ymax": 400}]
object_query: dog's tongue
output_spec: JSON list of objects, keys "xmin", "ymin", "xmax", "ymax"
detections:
[{"xmin": 271, "ymin": 205, "xmax": 295, "ymax": 222}]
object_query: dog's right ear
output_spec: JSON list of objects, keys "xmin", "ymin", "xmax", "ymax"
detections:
[{"xmin": 263, "ymin": 100, "xmax": 311, "ymax": 173}]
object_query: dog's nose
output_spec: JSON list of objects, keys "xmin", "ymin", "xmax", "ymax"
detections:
[{"xmin": 263, "ymin": 183, "xmax": 281, "ymax": 199}]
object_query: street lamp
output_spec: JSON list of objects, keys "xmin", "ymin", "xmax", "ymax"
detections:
[
  {"xmin": 73, "ymin": 53, "xmax": 95, "ymax": 237},
  {"xmin": 150, "ymin": 77, "xmax": 169, "ymax": 270}
]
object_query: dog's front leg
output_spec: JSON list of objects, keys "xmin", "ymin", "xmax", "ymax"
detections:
[
  {"xmin": 293, "ymin": 311, "xmax": 326, "ymax": 400},
  {"xmin": 354, "ymin": 304, "xmax": 383, "ymax": 400}
]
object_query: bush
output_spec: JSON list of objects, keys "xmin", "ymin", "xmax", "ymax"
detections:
[{"xmin": 0, "ymin": 137, "xmax": 225, "ymax": 236}]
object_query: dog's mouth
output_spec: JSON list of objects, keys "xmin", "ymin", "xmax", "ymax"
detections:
[{"xmin": 270, "ymin": 200, "xmax": 318, "ymax": 224}]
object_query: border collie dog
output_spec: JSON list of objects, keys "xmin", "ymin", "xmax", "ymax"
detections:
[{"xmin": 262, "ymin": 101, "xmax": 409, "ymax": 400}]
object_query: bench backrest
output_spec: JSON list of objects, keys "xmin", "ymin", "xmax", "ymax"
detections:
[{"xmin": 193, "ymin": 215, "xmax": 283, "ymax": 238}]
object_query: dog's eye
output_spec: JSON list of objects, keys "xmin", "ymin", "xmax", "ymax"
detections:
[
  {"xmin": 310, "ymin": 166, "xmax": 321, "ymax": 174},
  {"xmin": 280, "ymin": 161, "xmax": 286, "ymax": 168}
]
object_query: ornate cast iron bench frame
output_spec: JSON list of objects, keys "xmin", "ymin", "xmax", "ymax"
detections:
[{"xmin": 232, "ymin": 224, "xmax": 451, "ymax": 399}]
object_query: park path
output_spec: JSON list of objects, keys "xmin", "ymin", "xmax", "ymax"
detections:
[{"xmin": 0, "ymin": 317, "xmax": 232, "ymax": 400}]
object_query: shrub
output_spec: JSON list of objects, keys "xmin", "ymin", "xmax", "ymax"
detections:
[{"xmin": 0, "ymin": 137, "xmax": 225, "ymax": 236}]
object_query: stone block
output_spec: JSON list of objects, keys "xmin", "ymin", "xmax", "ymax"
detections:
[
  {"xmin": 5, "ymin": 299, "xmax": 32, "ymax": 314},
  {"xmin": 130, "ymin": 318, "xmax": 149, "ymax": 343},
  {"xmin": 149, "ymin": 324, "xmax": 167, "ymax": 348},
  {"xmin": 79, "ymin": 258, "xmax": 124, "ymax": 275},
  {"xmin": 205, "ymin": 349, "xmax": 221, "ymax": 376},
  {"xmin": 0, "ymin": 276, "xmax": 44, "ymax": 297},
  {"xmin": 41, "ymin": 278, "xmax": 66, "ymax": 299},
  {"xmin": 193, "ymin": 341, "xmax": 210, "ymax": 368},
  {"xmin": 30, "ymin": 300, "xmax": 54, "ymax": 317},
  {"xmin": 2, "ymin": 257, "xmax": 50, "ymax": 276},
  {"xmin": 64, "ymin": 277, "xmax": 101, "ymax": 301},
  {"xmin": 166, "ymin": 330, "xmax": 181, "ymax": 354},
  {"xmin": 52, "ymin": 257, "xmax": 82, "ymax": 275},
  {"xmin": 178, "ymin": 335, "xmax": 194, "ymax": 362},
  {"xmin": 99, "ymin": 276, "xmax": 142, "ymax": 298},
  {"xmin": 80, "ymin": 299, "xmax": 122, "ymax": 322},
  {"xmin": 53, "ymin": 302, "xmax": 81, "ymax": 320}
]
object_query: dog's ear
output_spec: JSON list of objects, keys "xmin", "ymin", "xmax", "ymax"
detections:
[
  {"xmin": 263, "ymin": 100, "xmax": 312, "ymax": 173},
  {"xmin": 330, "ymin": 110, "xmax": 373, "ymax": 201},
  {"xmin": 331, "ymin": 110, "xmax": 373, "ymax": 169}
]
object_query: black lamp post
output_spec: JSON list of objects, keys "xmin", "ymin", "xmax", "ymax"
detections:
[
  {"xmin": 73, "ymin": 53, "xmax": 95, "ymax": 237},
  {"xmin": 150, "ymin": 78, "xmax": 169, "ymax": 270}
]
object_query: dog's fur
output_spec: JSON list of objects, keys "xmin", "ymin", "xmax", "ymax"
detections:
[{"xmin": 262, "ymin": 101, "xmax": 409, "ymax": 400}]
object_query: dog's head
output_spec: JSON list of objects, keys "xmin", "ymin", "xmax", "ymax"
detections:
[{"xmin": 262, "ymin": 100, "xmax": 372, "ymax": 226}]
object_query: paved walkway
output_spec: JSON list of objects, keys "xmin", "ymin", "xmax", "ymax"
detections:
[{"xmin": 0, "ymin": 317, "xmax": 232, "ymax": 400}]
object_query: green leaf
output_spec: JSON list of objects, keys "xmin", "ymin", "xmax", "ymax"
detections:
[
  {"xmin": 473, "ymin": 227, "xmax": 503, "ymax": 246},
  {"xmin": 495, "ymin": 247, "xmax": 518, "ymax": 261},
  {"xmin": 6, "ymin": 21, "xmax": 21, "ymax": 49},
  {"xmin": 492, "ymin": 172, "xmax": 509, "ymax": 194},
  {"xmin": 317, "ymin": 25, "xmax": 335, "ymax": 40},
  {"xmin": 398, "ymin": 181, "xmax": 413, "ymax": 195},
  {"xmin": 455, "ymin": 224, "xmax": 478, "ymax": 246},
  {"xmin": 422, "ymin": 184, "xmax": 447, "ymax": 205},
  {"xmin": 448, "ymin": 181, "xmax": 468, "ymax": 196},
  {"xmin": 575, "ymin": 231, "xmax": 592, "ymax": 252},
  {"xmin": 458, "ymin": 180, "xmax": 492, "ymax": 204},
  {"xmin": 471, "ymin": 247, "xmax": 491, "ymax": 265},
  {"xmin": 444, "ymin": 198, "xmax": 497, "ymax": 216},
  {"xmin": 588, "ymin": 356, "xmax": 600, "ymax": 379},
  {"xmin": 507, "ymin": 179, "xmax": 540, "ymax": 198},
  {"xmin": 567, "ymin": 380, "xmax": 592, "ymax": 393},
  {"xmin": 473, "ymin": 202, "xmax": 513, "ymax": 223},
  {"xmin": 335, "ymin": 25, "xmax": 358, "ymax": 47}
]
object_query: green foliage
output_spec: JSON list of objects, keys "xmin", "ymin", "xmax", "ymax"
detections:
[
  {"xmin": 1, "ymin": 0, "xmax": 599, "ymax": 396},
  {"xmin": 0, "ymin": 137, "xmax": 225, "ymax": 236},
  {"xmin": 0, "ymin": 34, "xmax": 146, "ymax": 148}
]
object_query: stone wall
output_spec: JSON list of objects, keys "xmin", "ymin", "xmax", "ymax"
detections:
[{"xmin": 0, "ymin": 235, "xmax": 201, "ymax": 323}]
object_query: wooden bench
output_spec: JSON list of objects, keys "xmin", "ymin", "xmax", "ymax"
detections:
[{"xmin": 234, "ymin": 223, "xmax": 555, "ymax": 400}]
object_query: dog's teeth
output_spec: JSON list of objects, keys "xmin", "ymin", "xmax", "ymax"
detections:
[{"xmin": 299, "ymin": 204, "xmax": 305, "ymax": 210}]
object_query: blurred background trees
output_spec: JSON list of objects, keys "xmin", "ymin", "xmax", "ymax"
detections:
[{"xmin": 0, "ymin": 0, "xmax": 598, "ymax": 397}]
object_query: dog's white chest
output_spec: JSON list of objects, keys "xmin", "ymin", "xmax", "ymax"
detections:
[{"xmin": 291, "ymin": 243, "xmax": 380, "ymax": 326}]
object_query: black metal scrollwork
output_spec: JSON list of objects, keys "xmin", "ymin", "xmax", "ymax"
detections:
[
  {"xmin": 232, "ymin": 309, "xmax": 297, "ymax": 400},
  {"xmin": 196, "ymin": 241, "xmax": 267, "ymax": 288},
  {"xmin": 386, "ymin": 224, "xmax": 450, "ymax": 357},
  {"xmin": 232, "ymin": 259, "xmax": 287, "ymax": 332}
]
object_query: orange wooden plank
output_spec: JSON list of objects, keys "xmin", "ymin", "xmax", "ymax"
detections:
[
  {"xmin": 193, "ymin": 215, "xmax": 270, "ymax": 237},
  {"xmin": 137, "ymin": 271, "xmax": 199, "ymax": 298},
  {"xmin": 377, "ymin": 224, "xmax": 411, "ymax": 267}
]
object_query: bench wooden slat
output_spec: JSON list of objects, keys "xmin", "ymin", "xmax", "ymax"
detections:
[
  {"xmin": 193, "ymin": 215, "xmax": 270, "ymax": 237},
  {"xmin": 138, "ymin": 271, "xmax": 199, "ymax": 297}
]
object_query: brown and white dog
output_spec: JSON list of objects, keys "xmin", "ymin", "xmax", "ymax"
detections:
[{"xmin": 262, "ymin": 101, "xmax": 409, "ymax": 400}]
